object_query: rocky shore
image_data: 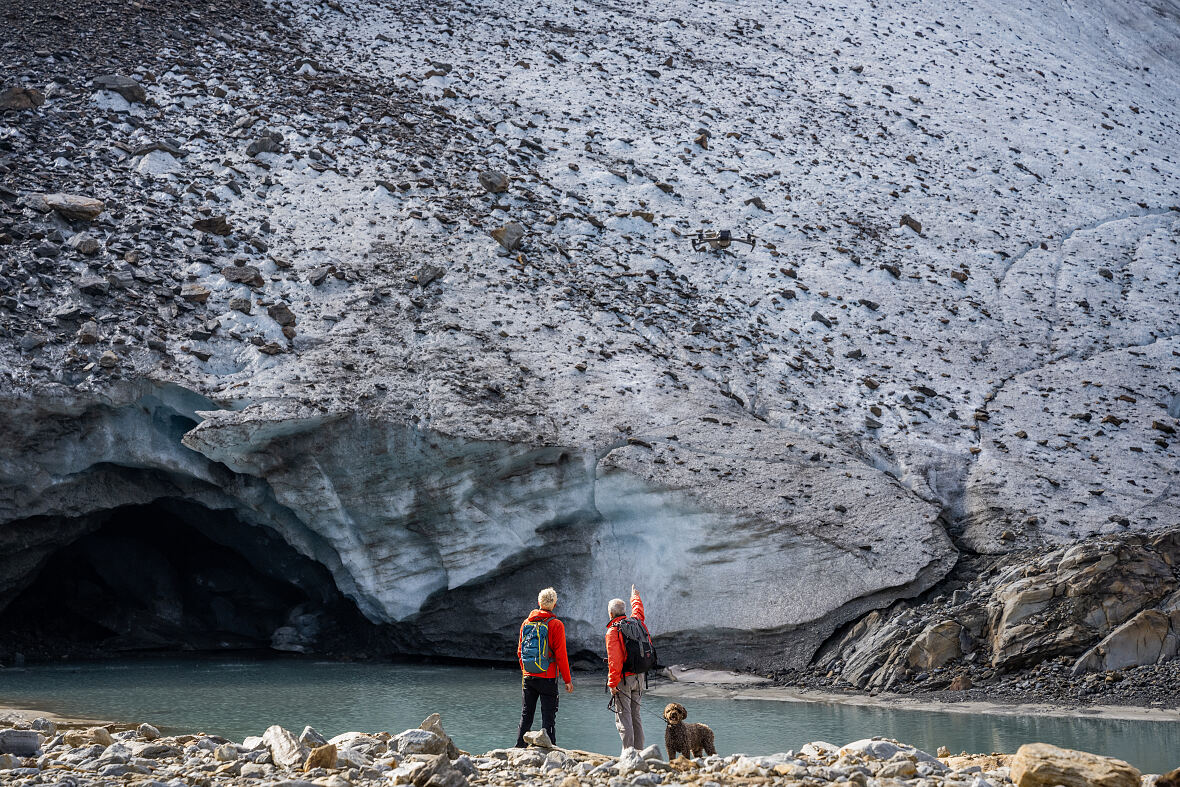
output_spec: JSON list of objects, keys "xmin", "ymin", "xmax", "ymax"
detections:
[{"xmin": 2, "ymin": 710, "xmax": 1177, "ymax": 787}]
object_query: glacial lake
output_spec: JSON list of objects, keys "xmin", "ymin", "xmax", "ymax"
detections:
[{"xmin": 1, "ymin": 659, "xmax": 1178, "ymax": 772}]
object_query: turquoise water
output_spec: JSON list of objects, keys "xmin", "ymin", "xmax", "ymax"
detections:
[{"xmin": 1, "ymin": 659, "xmax": 1178, "ymax": 772}]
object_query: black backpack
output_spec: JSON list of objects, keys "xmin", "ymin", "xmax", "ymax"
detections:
[{"xmin": 612, "ymin": 616, "xmax": 657, "ymax": 675}]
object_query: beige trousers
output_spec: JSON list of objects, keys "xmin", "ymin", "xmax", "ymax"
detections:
[{"xmin": 613, "ymin": 673, "xmax": 644, "ymax": 750}]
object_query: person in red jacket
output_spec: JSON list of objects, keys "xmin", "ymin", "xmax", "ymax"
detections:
[
  {"xmin": 606, "ymin": 584, "xmax": 645, "ymax": 751},
  {"xmin": 515, "ymin": 586, "xmax": 573, "ymax": 747}
]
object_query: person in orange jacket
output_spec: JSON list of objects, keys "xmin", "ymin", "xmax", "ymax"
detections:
[
  {"xmin": 606, "ymin": 584, "xmax": 645, "ymax": 751},
  {"xmin": 515, "ymin": 586, "xmax": 573, "ymax": 747}
]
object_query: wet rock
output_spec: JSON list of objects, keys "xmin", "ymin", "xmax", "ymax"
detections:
[
  {"xmin": 1009, "ymin": 742, "xmax": 1138, "ymax": 787},
  {"xmin": 45, "ymin": 193, "xmax": 105, "ymax": 221},
  {"xmin": 93, "ymin": 74, "xmax": 146, "ymax": 103}
]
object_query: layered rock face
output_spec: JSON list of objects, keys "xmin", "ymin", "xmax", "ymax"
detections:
[
  {"xmin": 818, "ymin": 529, "xmax": 1180, "ymax": 689},
  {"xmin": 0, "ymin": 0, "xmax": 1177, "ymax": 668}
]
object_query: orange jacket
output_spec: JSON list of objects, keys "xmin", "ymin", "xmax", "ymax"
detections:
[
  {"xmin": 518, "ymin": 609, "xmax": 572, "ymax": 684},
  {"xmin": 605, "ymin": 588, "xmax": 645, "ymax": 688}
]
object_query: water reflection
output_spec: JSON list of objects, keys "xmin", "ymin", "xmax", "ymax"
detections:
[{"xmin": 1, "ymin": 659, "xmax": 1176, "ymax": 773}]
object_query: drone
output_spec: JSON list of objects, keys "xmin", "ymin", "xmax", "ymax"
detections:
[{"xmin": 689, "ymin": 229, "xmax": 757, "ymax": 252}]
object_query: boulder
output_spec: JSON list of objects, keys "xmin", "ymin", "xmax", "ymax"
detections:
[
  {"xmin": 192, "ymin": 215, "xmax": 231, "ymax": 235},
  {"xmin": 393, "ymin": 728, "xmax": 447, "ymax": 755},
  {"xmin": 419, "ymin": 713, "xmax": 460, "ymax": 759},
  {"xmin": 93, "ymin": 74, "xmax": 146, "ymax": 103},
  {"xmin": 0, "ymin": 729, "xmax": 42, "ymax": 756},
  {"xmin": 616, "ymin": 747, "xmax": 650, "ymax": 774},
  {"xmin": 522, "ymin": 729, "xmax": 553, "ymax": 749},
  {"xmin": 246, "ymin": 132, "xmax": 284, "ymax": 157},
  {"xmin": 0, "ymin": 85, "xmax": 45, "ymax": 110},
  {"xmin": 222, "ymin": 264, "xmax": 264, "ymax": 288},
  {"xmin": 303, "ymin": 743, "xmax": 337, "ymax": 770},
  {"xmin": 1009, "ymin": 742, "xmax": 1139, "ymax": 787},
  {"xmin": 88, "ymin": 726, "xmax": 114, "ymax": 746},
  {"xmin": 1072, "ymin": 609, "xmax": 1176, "ymax": 674},
  {"xmin": 491, "ymin": 222, "xmax": 525, "ymax": 251},
  {"xmin": 987, "ymin": 538, "xmax": 1177, "ymax": 669},
  {"xmin": 906, "ymin": 620, "xmax": 963, "ymax": 670},
  {"xmin": 181, "ymin": 283, "xmax": 212, "ymax": 303},
  {"xmin": 478, "ymin": 170, "xmax": 509, "ymax": 193},
  {"xmin": 948, "ymin": 674, "xmax": 973, "ymax": 691},
  {"xmin": 68, "ymin": 232, "xmax": 101, "ymax": 255},
  {"xmin": 409, "ymin": 753, "xmax": 467, "ymax": 787},
  {"xmin": 45, "ymin": 193, "xmax": 105, "ymax": 221},
  {"xmin": 262, "ymin": 724, "xmax": 310, "ymax": 769},
  {"xmin": 299, "ymin": 726, "xmax": 328, "ymax": 748},
  {"xmin": 268, "ymin": 302, "xmax": 297, "ymax": 326},
  {"xmin": 838, "ymin": 738, "xmax": 941, "ymax": 765},
  {"xmin": 136, "ymin": 723, "xmax": 160, "ymax": 740}
]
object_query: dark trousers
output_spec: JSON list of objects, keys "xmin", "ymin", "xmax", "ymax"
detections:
[{"xmin": 515, "ymin": 675, "xmax": 558, "ymax": 747}]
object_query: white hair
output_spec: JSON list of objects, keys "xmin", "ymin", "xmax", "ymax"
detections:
[
  {"xmin": 538, "ymin": 587, "xmax": 557, "ymax": 610},
  {"xmin": 608, "ymin": 598, "xmax": 625, "ymax": 618}
]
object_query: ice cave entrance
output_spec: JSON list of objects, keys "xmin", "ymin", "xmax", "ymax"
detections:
[{"xmin": 0, "ymin": 500, "xmax": 371, "ymax": 659}]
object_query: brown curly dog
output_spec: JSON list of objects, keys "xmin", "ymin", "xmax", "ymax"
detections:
[{"xmin": 663, "ymin": 702, "xmax": 716, "ymax": 759}]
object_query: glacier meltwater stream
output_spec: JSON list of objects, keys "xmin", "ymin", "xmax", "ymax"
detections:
[{"xmin": 1, "ymin": 660, "xmax": 1177, "ymax": 772}]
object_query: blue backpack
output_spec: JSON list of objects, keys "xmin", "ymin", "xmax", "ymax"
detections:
[{"xmin": 521, "ymin": 619, "xmax": 552, "ymax": 673}]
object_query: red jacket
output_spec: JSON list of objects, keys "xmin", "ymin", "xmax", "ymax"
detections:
[
  {"xmin": 518, "ymin": 609, "xmax": 572, "ymax": 684},
  {"xmin": 606, "ymin": 588, "xmax": 645, "ymax": 689}
]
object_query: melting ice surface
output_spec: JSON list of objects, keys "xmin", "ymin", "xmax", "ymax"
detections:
[{"xmin": 2, "ymin": 659, "xmax": 1178, "ymax": 772}]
